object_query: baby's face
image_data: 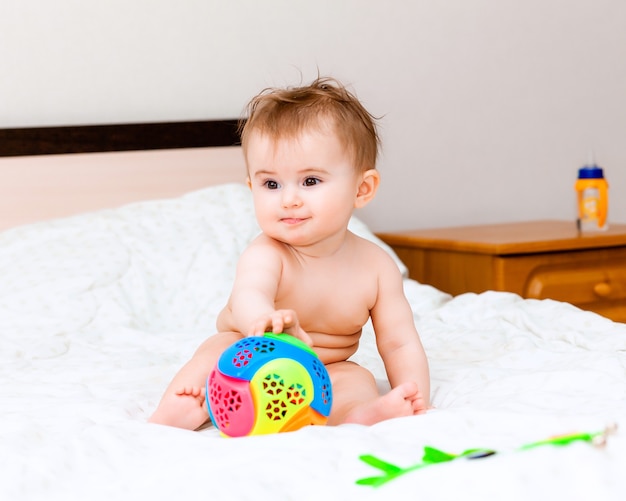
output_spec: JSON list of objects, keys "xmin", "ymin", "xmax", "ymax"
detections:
[{"xmin": 246, "ymin": 128, "xmax": 362, "ymax": 250}]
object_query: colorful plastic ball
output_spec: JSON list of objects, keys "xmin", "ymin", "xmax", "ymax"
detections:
[{"xmin": 206, "ymin": 333, "xmax": 333, "ymax": 437}]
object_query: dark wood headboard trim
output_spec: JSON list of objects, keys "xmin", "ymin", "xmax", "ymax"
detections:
[{"xmin": 0, "ymin": 119, "xmax": 241, "ymax": 157}]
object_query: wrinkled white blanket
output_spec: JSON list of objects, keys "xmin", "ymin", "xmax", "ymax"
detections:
[{"xmin": 1, "ymin": 183, "xmax": 625, "ymax": 501}]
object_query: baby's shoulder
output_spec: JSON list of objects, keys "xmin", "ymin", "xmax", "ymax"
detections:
[
  {"xmin": 349, "ymin": 232, "xmax": 398, "ymax": 267},
  {"xmin": 350, "ymin": 230, "xmax": 389, "ymax": 253},
  {"xmin": 239, "ymin": 233, "xmax": 288, "ymax": 263}
]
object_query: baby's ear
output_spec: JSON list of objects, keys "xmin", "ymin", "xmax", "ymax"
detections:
[{"xmin": 354, "ymin": 169, "xmax": 380, "ymax": 208}]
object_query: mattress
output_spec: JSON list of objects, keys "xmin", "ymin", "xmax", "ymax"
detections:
[{"xmin": 1, "ymin": 183, "xmax": 624, "ymax": 500}]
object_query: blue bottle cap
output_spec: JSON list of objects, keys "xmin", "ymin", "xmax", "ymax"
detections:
[{"xmin": 578, "ymin": 166, "xmax": 604, "ymax": 179}]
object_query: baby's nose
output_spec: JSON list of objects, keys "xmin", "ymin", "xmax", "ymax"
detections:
[{"xmin": 281, "ymin": 187, "xmax": 303, "ymax": 207}]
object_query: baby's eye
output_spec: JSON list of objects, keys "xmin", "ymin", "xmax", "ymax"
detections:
[
  {"xmin": 303, "ymin": 177, "xmax": 321, "ymax": 187},
  {"xmin": 264, "ymin": 180, "xmax": 280, "ymax": 190}
]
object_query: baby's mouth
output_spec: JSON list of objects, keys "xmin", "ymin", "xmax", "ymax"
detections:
[{"xmin": 280, "ymin": 217, "xmax": 308, "ymax": 225}]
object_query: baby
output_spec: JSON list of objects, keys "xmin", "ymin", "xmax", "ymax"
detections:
[{"xmin": 149, "ymin": 77, "xmax": 430, "ymax": 430}]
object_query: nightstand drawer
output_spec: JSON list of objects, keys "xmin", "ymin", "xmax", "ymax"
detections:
[{"xmin": 525, "ymin": 259, "xmax": 626, "ymax": 303}]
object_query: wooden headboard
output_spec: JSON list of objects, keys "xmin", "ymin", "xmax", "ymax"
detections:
[{"xmin": 0, "ymin": 120, "xmax": 247, "ymax": 230}]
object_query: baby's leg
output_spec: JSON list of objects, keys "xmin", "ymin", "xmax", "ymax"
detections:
[
  {"xmin": 148, "ymin": 331, "xmax": 243, "ymax": 430},
  {"xmin": 325, "ymin": 361, "xmax": 426, "ymax": 426}
]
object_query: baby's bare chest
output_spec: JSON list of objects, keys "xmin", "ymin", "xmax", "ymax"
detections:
[{"xmin": 275, "ymin": 264, "xmax": 376, "ymax": 332}]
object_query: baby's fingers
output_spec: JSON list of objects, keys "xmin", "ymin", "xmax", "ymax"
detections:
[
  {"xmin": 248, "ymin": 319, "xmax": 272, "ymax": 337},
  {"xmin": 247, "ymin": 312, "xmax": 286, "ymax": 337},
  {"xmin": 271, "ymin": 316, "xmax": 287, "ymax": 334}
]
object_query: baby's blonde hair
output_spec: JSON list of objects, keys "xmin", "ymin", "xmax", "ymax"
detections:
[{"xmin": 239, "ymin": 77, "xmax": 380, "ymax": 172}]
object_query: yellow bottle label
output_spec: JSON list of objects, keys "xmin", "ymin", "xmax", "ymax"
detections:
[
  {"xmin": 582, "ymin": 189, "xmax": 600, "ymax": 220},
  {"xmin": 575, "ymin": 178, "xmax": 608, "ymax": 231}
]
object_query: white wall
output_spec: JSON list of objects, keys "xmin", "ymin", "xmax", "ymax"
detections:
[{"xmin": 2, "ymin": 0, "xmax": 624, "ymax": 231}]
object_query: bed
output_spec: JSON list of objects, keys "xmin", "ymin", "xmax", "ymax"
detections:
[{"xmin": 1, "ymin": 121, "xmax": 625, "ymax": 501}]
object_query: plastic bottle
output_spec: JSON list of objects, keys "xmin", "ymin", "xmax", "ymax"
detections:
[{"xmin": 575, "ymin": 153, "xmax": 609, "ymax": 232}]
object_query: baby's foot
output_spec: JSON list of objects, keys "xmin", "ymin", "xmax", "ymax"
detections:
[
  {"xmin": 148, "ymin": 386, "xmax": 209, "ymax": 430},
  {"xmin": 343, "ymin": 381, "xmax": 427, "ymax": 426}
]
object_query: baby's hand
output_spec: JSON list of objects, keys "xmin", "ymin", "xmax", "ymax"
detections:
[{"xmin": 248, "ymin": 309, "xmax": 313, "ymax": 346}]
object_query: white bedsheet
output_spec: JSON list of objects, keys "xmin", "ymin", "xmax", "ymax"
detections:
[{"xmin": 1, "ymin": 183, "xmax": 625, "ymax": 500}]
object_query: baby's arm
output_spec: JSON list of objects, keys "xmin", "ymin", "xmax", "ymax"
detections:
[
  {"xmin": 370, "ymin": 252, "xmax": 430, "ymax": 406},
  {"xmin": 224, "ymin": 237, "xmax": 312, "ymax": 344},
  {"xmin": 225, "ymin": 239, "xmax": 282, "ymax": 332}
]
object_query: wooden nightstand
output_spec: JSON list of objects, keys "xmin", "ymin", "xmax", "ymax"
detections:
[{"xmin": 378, "ymin": 220, "xmax": 626, "ymax": 323}]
